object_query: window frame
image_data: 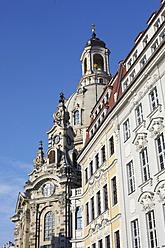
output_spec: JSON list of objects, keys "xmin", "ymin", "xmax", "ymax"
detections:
[
  {"xmin": 155, "ymin": 133, "xmax": 165, "ymax": 171},
  {"xmin": 146, "ymin": 210, "xmax": 157, "ymax": 248},
  {"xmin": 135, "ymin": 103, "xmax": 143, "ymax": 126},
  {"xmin": 140, "ymin": 148, "xmax": 150, "ymax": 183},
  {"xmin": 111, "ymin": 176, "xmax": 118, "ymax": 206},
  {"xmin": 109, "ymin": 135, "xmax": 114, "ymax": 157},
  {"xmin": 131, "ymin": 218, "xmax": 141, "ymax": 248},
  {"xmin": 126, "ymin": 160, "xmax": 136, "ymax": 194},
  {"xmin": 149, "ymin": 86, "xmax": 159, "ymax": 111},
  {"xmin": 74, "ymin": 110, "xmax": 80, "ymax": 125},
  {"xmin": 44, "ymin": 211, "xmax": 55, "ymax": 241},
  {"xmin": 123, "ymin": 118, "xmax": 131, "ymax": 142}
]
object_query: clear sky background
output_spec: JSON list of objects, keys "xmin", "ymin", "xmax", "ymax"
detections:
[{"xmin": 0, "ymin": 0, "xmax": 161, "ymax": 246}]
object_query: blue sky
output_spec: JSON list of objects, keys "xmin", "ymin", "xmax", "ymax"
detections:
[{"xmin": 0, "ymin": 0, "xmax": 161, "ymax": 245}]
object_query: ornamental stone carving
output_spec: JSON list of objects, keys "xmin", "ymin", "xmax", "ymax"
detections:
[
  {"xmin": 138, "ymin": 191, "xmax": 155, "ymax": 212},
  {"xmin": 129, "ymin": 74, "xmax": 158, "ymax": 111},
  {"xmin": 133, "ymin": 133, "xmax": 148, "ymax": 151},
  {"xmin": 70, "ymin": 204, "xmax": 76, "ymax": 213},
  {"xmin": 89, "ymin": 186, "xmax": 94, "ymax": 196},
  {"xmin": 155, "ymin": 180, "xmax": 165, "ymax": 203},
  {"xmin": 147, "ymin": 117, "xmax": 164, "ymax": 137}
]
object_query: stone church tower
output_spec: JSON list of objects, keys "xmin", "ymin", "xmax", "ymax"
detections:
[
  {"xmin": 11, "ymin": 94, "xmax": 81, "ymax": 248},
  {"xmin": 66, "ymin": 25, "xmax": 111, "ymax": 151},
  {"xmin": 11, "ymin": 27, "xmax": 111, "ymax": 248}
]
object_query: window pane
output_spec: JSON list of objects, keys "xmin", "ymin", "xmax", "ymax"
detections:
[{"xmin": 44, "ymin": 211, "xmax": 55, "ymax": 241}]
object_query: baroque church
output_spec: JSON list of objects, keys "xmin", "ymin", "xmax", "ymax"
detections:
[{"xmin": 11, "ymin": 2, "xmax": 165, "ymax": 248}]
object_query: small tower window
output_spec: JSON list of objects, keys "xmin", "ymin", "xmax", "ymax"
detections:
[
  {"xmin": 99, "ymin": 78, "xmax": 103, "ymax": 84},
  {"xmin": 84, "ymin": 58, "xmax": 87, "ymax": 74},
  {"xmin": 74, "ymin": 110, "xmax": 80, "ymax": 125},
  {"xmin": 93, "ymin": 54, "xmax": 104, "ymax": 71},
  {"xmin": 49, "ymin": 150, "xmax": 55, "ymax": 164},
  {"xmin": 44, "ymin": 211, "xmax": 55, "ymax": 241}
]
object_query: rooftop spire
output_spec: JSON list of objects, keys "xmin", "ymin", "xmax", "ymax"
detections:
[{"xmin": 92, "ymin": 24, "xmax": 96, "ymax": 38}]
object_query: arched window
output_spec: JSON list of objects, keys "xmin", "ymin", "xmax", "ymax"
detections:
[
  {"xmin": 93, "ymin": 54, "xmax": 104, "ymax": 71},
  {"xmin": 74, "ymin": 110, "xmax": 80, "ymax": 125},
  {"xmin": 49, "ymin": 150, "xmax": 55, "ymax": 164},
  {"xmin": 99, "ymin": 78, "xmax": 103, "ymax": 84},
  {"xmin": 84, "ymin": 58, "xmax": 87, "ymax": 74},
  {"xmin": 44, "ymin": 211, "xmax": 55, "ymax": 241},
  {"xmin": 76, "ymin": 207, "xmax": 82, "ymax": 229}
]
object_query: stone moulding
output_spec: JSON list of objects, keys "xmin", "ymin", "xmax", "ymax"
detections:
[{"xmin": 138, "ymin": 191, "xmax": 155, "ymax": 212}]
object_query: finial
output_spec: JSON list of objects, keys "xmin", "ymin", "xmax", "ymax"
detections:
[
  {"xmin": 39, "ymin": 141, "xmax": 43, "ymax": 150},
  {"xmin": 92, "ymin": 24, "xmax": 96, "ymax": 38},
  {"xmin": 59, "ymin": 92, "xmax": 64, "ymax": 103}
]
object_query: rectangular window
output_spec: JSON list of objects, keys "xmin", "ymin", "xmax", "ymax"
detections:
[
  {"xmin": 91, "ymin": 196, "xmax": 95, "ymax": 221},
  {"xmin": 155, "ymin": 133, "xmax": 165, "ymax": 170},
  {"xmin": 95, "ymin": 153, "xmax": 99, "ymax": 170},
  {"xmin": 89, "ymin": 160, "xmax": 93, "ymax": 177},
  {"xmin": 98, "ymin": 239, "xmax": 103, "ymax": 248},
  {"xmin": 92, "ymin": 244, "xmax": 96, "ymax": 248},
  {"xmin": 146, "ymin": 210, "xmax": 157, "ymax": 248},
  {"xmin": 96, "ymin": 190, "xmax": 101, "ymax": 216},
  {"xmin": 85, "ymin": 202, "xmax": 89, "ymax": 226},
  {"xmin": 114, "ymin": 230, "xmax": 120, "ymax": 248},
  {"xmin": 127, "ymin": 160, "xmax": 135, "ymax": 194},
  {"xmin": 140, "ymin": 148, "xmax": 150, "ymax": 182},
  {"xmin": 85, "ymin": 167, "xmax": 88, "ymax": 185},
  {"xmin": 105, "ymin": 235, "xmax": 110, "ymax": 248},
  {"xmin": 75, "ymin": 207, "xmax": 82, "ymax": 229},
  {"xmin": 103, "ymin": 184, "xmax": 108, "ymax": 210},
  {"xmin": 123, "ymin": 119, "xmax": 131, "ymax": 141},
  {"xmin": 131, "ymin": 219, "xmax": 140, "ymax": 248},
  {"xmin": 111, "ymin": 176, "xmax": 118, "ymax": 206},
  {"xmin": 149, "ymin": 86, "xmax": 159, "ymax": 111},
  {"xmin": 135, "ymin": 103, "xmax": 143, "ymax": 126},
  {"xmin": 101, "ymin": 145, "xmax": 106, "ymax": 163},
  {"xmin": 109, "ymin": 136, "xmax": 114, "ymax": 157}
]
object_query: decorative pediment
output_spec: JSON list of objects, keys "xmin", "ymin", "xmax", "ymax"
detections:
[
  {"xmin": 154, "ymin": 180, "xmax": 165, "ymax": 203},
  {"xmin": 147, "ymin": 117, "xmax": 164, "ymax": 137},
  {"xmin": 133, "ymin": 133, "xmax": 148, "ymax": 151},
  {"xmin": 138, "ymin": 191, "xmax": 155, "ymax": 212}
]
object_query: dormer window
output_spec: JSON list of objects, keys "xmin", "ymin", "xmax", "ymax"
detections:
[
  {"xmin": 151, "ymin": 40, "xmax": 158, "ymax": 53},
  {"xmin": 161, "ymin": 10, "xmax": 165, "ymax": 22},
  {"xmin": 154, "ymin": 19, "xmax": 160, "ymax": 31},
  {"xmin": 123, "ymin": 79, "xmax": 129, "ymax": 91},
  {"xmin": 140, "ymin": 55, "xmax": 147, "ymax": 68},
  {"xmin": 143, "ymin": 35, "xmax": 148, "ymax": 47},
  {"xmin": 160, "ymin": 29, "xmax": 165, "ymax": 42},
  {"xmin": 130, "ymin": 70, "xmax": 136, "ymax": 82},
  {"xmin": 133, "ymin": 50, "xmax": 138, "ymax": 61},
  {"xmin": 74, "ymin": 110, "xmax": 80, "ymax": 125},
  {"xmin": 127, "ymin": 59, "xmax": 132, "ymax": 69}
]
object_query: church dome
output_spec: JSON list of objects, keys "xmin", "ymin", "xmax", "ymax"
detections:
[{"xmin": 85, "ymin": 34, "xmax": 106, "ymax": 48}]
